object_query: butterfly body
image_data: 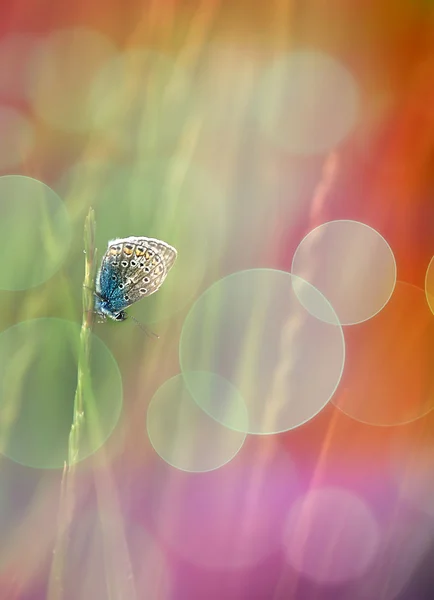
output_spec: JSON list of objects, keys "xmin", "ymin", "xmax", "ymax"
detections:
[{"xmin": 95, "ymin": 236, "xmax": 177, "ymax": 322}]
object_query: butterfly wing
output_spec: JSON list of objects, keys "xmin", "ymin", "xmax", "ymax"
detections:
[
  {"xmin": 96, "ymin": 251, "xmax": 129, "ymax": 314},
  {"xmin": 99, "ymin": 236, "xmax": 177, "ymax": 310}
]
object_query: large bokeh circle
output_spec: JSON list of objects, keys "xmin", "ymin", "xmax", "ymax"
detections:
[
  {"xmin": 180, "ymin": 269, "xmax": 345, "ymax": 435},
  {"xmin": 0, "ymin": 318, "xmax": 123, "ymax": 469},
  {"xmin": 332, "ymin": 281, "xmax": 434, "ymax": 426}
]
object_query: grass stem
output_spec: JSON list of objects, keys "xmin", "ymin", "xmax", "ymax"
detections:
[
  {"xmin": 47, "ymin": 207, "xmax": 97, "ymax": 600},
  {"xmin": 68, "ymin": 207, "xmax": 96, "ymax": 466}
]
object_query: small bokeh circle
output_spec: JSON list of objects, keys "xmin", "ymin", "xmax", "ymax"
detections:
[
  {"xmin": 147, "ymin": 372, "xmax": 246, "ymax": 472},
  {"xmin": 257, "ymin": 50, "xmax": 359, "ymax": 155},
  {"xmin": 0, "ymin": 34, "xmax": 41, "ymax": 102},
  {"xmin": 89, "ymin": 48, "xmax": 193, "ymax": 155},
  {"xmin": 291, "ymin": 220, "xmax": 397, "ymax": 326},
  {"xmin": 282, "ymin": 487, "xmax": 380, "ymax": 584},
  {"xmin": 0, "ymin": 106, "xmax": 34, "ymax": 170},
  {"xmin": 29, "ymin": 27, "xmax": 117, "ymax": 133}
]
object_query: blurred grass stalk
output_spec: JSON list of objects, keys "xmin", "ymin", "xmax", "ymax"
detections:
[
  {"xmin": 68, "ymin": 206, "xmax": 96, "ymax": 465},
  {"xmin": 47, "ymin": 207, "xmax": 96, "ymax": 600}
]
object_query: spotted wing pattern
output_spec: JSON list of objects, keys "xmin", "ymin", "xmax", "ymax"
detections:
[{"xmin": 97, "ymin": 236, "xmax": 177, "ymax": 311}]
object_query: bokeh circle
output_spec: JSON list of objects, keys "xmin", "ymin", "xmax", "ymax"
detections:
[
  {"xmin": 0, "ymin": 33, "xmax": 41, "ymax": 102},
  {"xmin": 0, "ymin": 318, "xmax": 123, "ymax": 469},
  {"xmin": 333, "ymin": 281, "xmax": 434, "ymax": 425},
  {"xmin": 29, "ymin": 27, "xmax": 117, "ymax": 133},
  {"xmin": 291, "ymin": 220, "xmax": 397, "ymax": 325},
  {"xmin": 89, "ymin": 48, "xmax": 193, "ymax": 155},
  {"xmin": 425, "ymin": 255, "xmax": 434, "ymax": 316},
  {"xmin": 282, "ymin": 487, "xmax": 379, "ymax": 584},
  {"xmin": 147, "ymin": 372, "xmax": 246, "ymax": 472},
  {"xmin": 0, "ymin": 107, "xmax": 34, "ymax": 170},
  {"xmin": 180, "ymin": 269, "xmax": 345, "ymax": 434},
  {"xmin": 0, "ymin": 175, "xmax": 71, "ymax": 290},
  {"xmin": 257, "ymin": 50, "xmax": 359, "ymax": 155}
]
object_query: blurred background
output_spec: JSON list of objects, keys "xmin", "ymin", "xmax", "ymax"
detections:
[{"xmin": 0, "ymin": 0, "xmax": 433, "ymax": 598}]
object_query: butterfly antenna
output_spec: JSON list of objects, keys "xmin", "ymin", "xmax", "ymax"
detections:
[{"xmin": 129, "ymin": 315, "xmax": 160, "ymax": 339}]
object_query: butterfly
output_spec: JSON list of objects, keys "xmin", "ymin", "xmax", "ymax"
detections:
[{"xmin": 94, "ymin": 236, "xmax": 177, "ymax": 323}]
